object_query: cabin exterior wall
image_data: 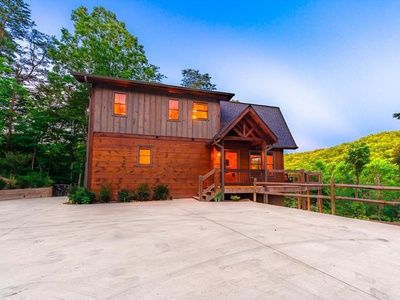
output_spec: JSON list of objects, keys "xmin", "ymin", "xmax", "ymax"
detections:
[
  {"xmin": 88, "ymin": 133, "xmax": 211, "ymax": 199},
  {"xmin": 92, "ymin": 85, "xmax": 220, "ymax": 139}
]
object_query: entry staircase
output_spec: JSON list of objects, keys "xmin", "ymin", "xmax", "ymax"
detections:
[{"xmin": 194, "ymin": 168, "xmax": 221, "ymax": 201}]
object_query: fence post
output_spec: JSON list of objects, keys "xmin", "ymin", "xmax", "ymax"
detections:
[
  {"xmin": 253, "ymin": 178, "xmax": 257, "ymax": 202},
  {"xmin": 330, "ymin": 177, "xmax": 335, "ymax": 215},
  {"xmin": 199, "ymin": 175, "xmax": 203, "ymax": 201},
  {"xmin": 317, "ymin": 172, "xmax": 322, "ymax": 213}
]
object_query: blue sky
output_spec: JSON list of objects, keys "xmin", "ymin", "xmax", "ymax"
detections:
[{"xmin": 26, "ymin": 0, "xmax": 399, "ymax": 152}]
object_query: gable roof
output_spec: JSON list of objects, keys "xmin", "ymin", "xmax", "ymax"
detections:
[
  {"xmin": 212, "ymin": 105, "xmax": 278, "ymax": 146},
  {"xmin": 218, "ymin": 101, "xmax": 298, "ymax": 149},
  {"xmin": 72, "ymin": 72, "xmax": 235, "ymax": 101}
]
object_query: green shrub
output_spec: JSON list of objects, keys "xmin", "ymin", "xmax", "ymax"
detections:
[
  {"xmin": 99, "ymin": 184, "xmax": 112, "ymax": 203},
  {"xmin": 0, "ymin": 179, "xmax": 6, "ymax": 190},
  {"xmin": 153, "ymin": 184, "xmax": 169, "ymax": 200},
  {"xmin": 118, "ymin": 189, "xmax": 136, "ymax": 202},
  {"xmin": 213, "ymin": 192, "xmax": 222, "ymax": 202},
  {"xmin": 67, "ymin": 187, "xmax": 95, "ymax": 204},
  {"xmin": 230, "ymin": 195, "xmax": 241, "ymax": 201},
  {"xmin": 15, "ymin": 172, "xmax": 53, "ymax": 189},
  {"xmin": 137, "ymin": 183, "xmax": 151, "ymax": 201}
]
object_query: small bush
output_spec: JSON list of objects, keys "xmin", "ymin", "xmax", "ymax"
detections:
[
  {"xmin": 137, "ymin": 183, "xmax": 151, "ymax": 201},
  {"xmin": 15, "ymin": 172, "xmax": 53, "ymax": 189},
  {"xmin": 118, "ymin": 189, "xmax": 136, "ymax": 202},
  {"xmin": 230, "ymin": 195, "xmax": 241, "ymax": 201},
  {"xmin": 153, "ymin": 184, "xmax": 169, "ymax": 200},
  {"xmin": 0, "ymin": 179, "xmax": 6, "ymax": 190},
  {"xmin": 213, "ymin": 192, "xmax": 222, "ymax": 202},
  {"xmin": 98, "ymin": 184, "xmax": 112, "ymax": 203},
  {"xmin": 67, "ymin": 187, "xmax": 95, "ymax": 204}
]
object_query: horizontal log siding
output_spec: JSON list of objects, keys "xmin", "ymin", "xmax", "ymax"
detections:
[
  {"xmin": 89, "ymin": 133, "xmax": 211, "ymax": 199},
  {"xmin": 93, "ymin": 85, "xmax": 219, "ymax": 139}
]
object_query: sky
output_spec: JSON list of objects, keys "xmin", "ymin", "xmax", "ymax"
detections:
[{"xmin": 26, "ymin": 0, "xmax": 399, "ymax": 152}]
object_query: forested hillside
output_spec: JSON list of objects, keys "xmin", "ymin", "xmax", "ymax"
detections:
[
  {"xmin": 285, "ymin": 131, "xmax": 400, "ymax": 172},
  {"xmin": 285, "ymin": 131, "xmax": 400, "ymax": 222}
]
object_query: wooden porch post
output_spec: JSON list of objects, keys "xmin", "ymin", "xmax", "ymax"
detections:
[{"xmin": 262, "ymin": 142, "xmax": 268, "ymax": 204}]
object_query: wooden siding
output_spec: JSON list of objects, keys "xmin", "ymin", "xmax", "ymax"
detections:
[
  {"xmin": 92, "ymin": 85, "xmax": 220, "ymax": 139},
  {"xmin": 89, "ymin": 133, "xmax": 211, "ymax": 199}
]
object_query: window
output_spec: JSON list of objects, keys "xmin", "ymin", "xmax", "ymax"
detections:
[
  {"xmin": 168, "ymin": 99, "xmax": 179, "ymax": 120},
  {"xmin": 250, "ymin": 153, "xmax": 262, "ymax": 170},
  {"xmin": 267, "ymin": 151, "xmax": 274, "ymax": 176},
  {"xmin": 138, "ymin": 146, "xmax": 152, "ymax": 166},
  {"xmin": 114, "ymin": 93, "xmax": 126, "ymax": 116},
  {"xmin": 192, "ymin": 102, "xmax": 208, "ymax": 120}
]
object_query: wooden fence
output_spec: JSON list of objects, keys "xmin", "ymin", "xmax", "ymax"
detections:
[{"xmin": 254, "ymin": 178, "xmax": 400, "ymax": 215}]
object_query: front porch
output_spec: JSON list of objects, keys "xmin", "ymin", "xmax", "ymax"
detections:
[{"xmin": 196, "ymin": 168, "xmax": 322, "ymax": 203}]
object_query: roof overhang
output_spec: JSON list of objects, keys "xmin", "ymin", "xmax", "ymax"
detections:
[{"xmin": 71, "ymin": 72, "xmax": 235, "ymax": 101}]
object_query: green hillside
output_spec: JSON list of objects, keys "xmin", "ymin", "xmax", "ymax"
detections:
[
  {"xmin": 284, "ymin": 131, "xmax": 400, "ymax": 222},
  {"xmin": 285, "ymin": 131, "xmax": 400, "ymax": 173}
]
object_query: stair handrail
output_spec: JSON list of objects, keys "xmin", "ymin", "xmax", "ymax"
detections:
[{"xmin": 199, "ymin": 168, "xmax": 220, "ymax": 201}]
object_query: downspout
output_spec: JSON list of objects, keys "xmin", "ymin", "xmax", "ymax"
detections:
[
  {"xmin": 84, "ymin": 75, "xmax": 91, "ymax": 188},
  {"xmin": 213, "ymin": 139, "xmax": 225, "ymax": 201}
]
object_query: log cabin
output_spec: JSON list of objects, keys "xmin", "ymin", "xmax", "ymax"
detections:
[{"xmin": 72, "ymin": 72, "xmax": 297, "ymax": 202}]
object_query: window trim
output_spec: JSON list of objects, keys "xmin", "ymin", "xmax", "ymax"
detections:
[
  {"xmin": 168, "ymin": 99, "xmax": 180, "ymax": 121},
  {"xmin": 137, "ymin": 145, "xmax": 152, "ymax": 167},
  {"xmin": 113, "ymin": 92, "xmax": 127, "ymax": 117},
  {"xmin": 192, "ymin": 102, "xmax": 208, "ymax": 120}
]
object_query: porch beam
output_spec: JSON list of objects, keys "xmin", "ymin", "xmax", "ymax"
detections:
[{"xmin": 223, "ymin": 136, "xmax": 264, "ymax": 142}]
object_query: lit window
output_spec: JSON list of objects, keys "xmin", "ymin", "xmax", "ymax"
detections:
[
  {"xmin": 250, "ymin": 154, "xmax": 262, "ymax": 170},
  {"xmin": 114, "ymin": 93, "xmax": 126, "ymax": 116},
  {"xmin": 138, "ymin": 146, "xmax": 152, "ymax": 166},
  {"xmin": 168, "ymin": 99, "xmax": 179, "ymax": 120},
  {"xmin": 192, "ymin": 102, "xmax": 208, "ymax": 120},
  {"xmin": 267, "ymin": 152, "xmax": 274, "ymax": 176}
]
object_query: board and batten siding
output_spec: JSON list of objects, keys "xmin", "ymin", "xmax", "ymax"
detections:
[{"xmin": 92, "ymin": 85, "xmax": 220, "ymax": 139}]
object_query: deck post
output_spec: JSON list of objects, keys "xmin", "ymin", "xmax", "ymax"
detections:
[
  {"xmin": 253, "ymin": 178, "xmax": 257, "ymax": 202},
  {"xmin": 317, "ymin": 172, "xmax": 322, "ymax": 213},
  {"xmin": 330, "ymin": 177, "xmax": 336, "ymax": 215}
]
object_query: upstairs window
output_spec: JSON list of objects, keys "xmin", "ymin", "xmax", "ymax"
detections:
[
  {"xmin": 192, "ymin": 102, "xmax": 208, "ymax": 120},
  {"xmin": 114, "ymin": 93, "xmax": 126, "ymax": 116},
  {"xmin": 168, "ymin": 99, "xmax": 179, "ymax": 120},
  {"xmin": 138, "ymin": 146, "xmax": 152, "ymax": 166}
]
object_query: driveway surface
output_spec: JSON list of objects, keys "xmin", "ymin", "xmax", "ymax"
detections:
[{"xmin": 1, "ymin": 197, "xmax": 399, "ymax": 299}]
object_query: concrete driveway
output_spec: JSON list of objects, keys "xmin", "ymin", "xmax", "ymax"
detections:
[{"xmin": 1, "ymin": 197, "xmax": 399, "ymax": 299}]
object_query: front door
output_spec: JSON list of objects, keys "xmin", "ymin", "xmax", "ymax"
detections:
[{"xmin": 225, "ymin": 151, "xmax": 239, "ymax": 183}]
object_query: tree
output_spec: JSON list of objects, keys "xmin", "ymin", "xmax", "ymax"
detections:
[
  {"xmin": 2, "ymin": 27, "xmax": 54, "ymax": 150},
  {"xmin": 344, "ymin": 142, "xmax": 371, "ymax": 197},
  {"xmin": 50, "ymin": 6, "xmax": 164, "ymax": 82},
  {"xmin": 181, "ymin": 69, "xmax": 216, "ymax": 90},
  {"xmin": 0, "ymin": 0, "xmax": 33, "ymax": 59}
]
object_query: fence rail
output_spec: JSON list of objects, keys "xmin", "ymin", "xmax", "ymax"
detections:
[{"xmin": 254, "ymin": 178, "xmax": 400, "ymax": 215}]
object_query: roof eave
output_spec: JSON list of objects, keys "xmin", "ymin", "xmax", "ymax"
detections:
[{"xmin": 71, "ymin": 72, "xmax": 235, "ymax": 101}]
